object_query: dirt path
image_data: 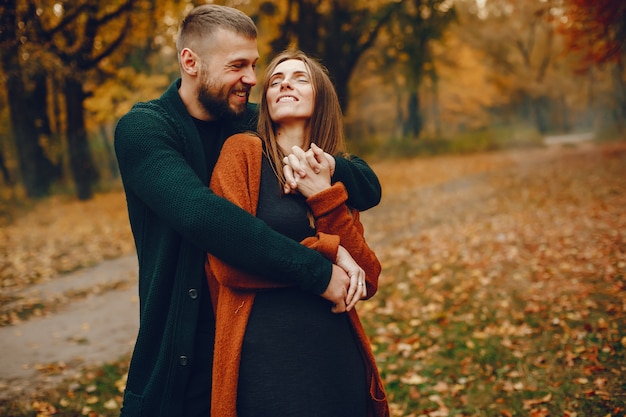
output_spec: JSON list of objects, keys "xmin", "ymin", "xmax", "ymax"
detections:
[{"xmin": 0, "ymin": 256, "xmax": 139, "ymax": 399}]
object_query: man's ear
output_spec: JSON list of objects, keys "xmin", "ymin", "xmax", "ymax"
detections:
[{"xmin": 180, "ymin": 48, "xmax": 198, "ymax": 76}]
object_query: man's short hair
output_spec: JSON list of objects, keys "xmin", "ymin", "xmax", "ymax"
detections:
[{"xmin": 176, "ymin": 5, "xmax": 257, "ymax": 55}]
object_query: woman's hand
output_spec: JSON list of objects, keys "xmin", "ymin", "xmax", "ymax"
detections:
[{"xmin": 283, "ymin": 144, "xmax": 335, "ymax": 197}]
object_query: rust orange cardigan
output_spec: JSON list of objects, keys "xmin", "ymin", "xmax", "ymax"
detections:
[{"xmin": 205, "ymin": 133, "xmax": 389, "ymax": 417}]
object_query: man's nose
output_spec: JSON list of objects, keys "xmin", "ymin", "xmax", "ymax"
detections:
[{"xmin": 242, "ymin": 67, "xmax": 257, "ymax": 86}]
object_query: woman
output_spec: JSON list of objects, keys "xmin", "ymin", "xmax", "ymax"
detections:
[{"xmin": 206, "ymin": 50, "xmax": 388, "ymax": 417}]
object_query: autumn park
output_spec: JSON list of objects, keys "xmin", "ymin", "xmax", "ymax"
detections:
[{"xmin": 1, "ymin": 0, "xmax": 625, "ymax": 416}]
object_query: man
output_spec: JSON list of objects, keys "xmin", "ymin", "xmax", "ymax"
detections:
[{"xmin": 114, "ymin": 5, "xmax": 381, "ymax": 417}]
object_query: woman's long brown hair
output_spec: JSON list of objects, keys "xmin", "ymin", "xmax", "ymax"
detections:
[{"xmin": 257, "ymin": 50, "xmax": 346, "ymax": 193}]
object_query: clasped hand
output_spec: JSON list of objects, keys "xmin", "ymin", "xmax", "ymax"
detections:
[{"xmin": 282, "ymin": 143, "xmax": 335, "ymax": 197}]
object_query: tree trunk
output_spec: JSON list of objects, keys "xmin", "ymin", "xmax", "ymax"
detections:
[
  {"xmin": 0, "ymin": 148, "xmax": 12, "ymax": 185},
  {"xmin": 395, "ymin": 92, "xmax": 405, "ymax": 139},
  {"xmin": 558, "ymin": 94, "xmax": 571, "ymax": 133},
  {"xmin": 2, "ymin": 65, "xmax": 59, "ymax": 197},
  {"xmin": 405, "ymin": 91, "xmax": 423, "ymax": 139},
  {"xmin": 0, "ymin": 1, "xmax": 59, "ymax": 198},
  {"xmin": 532, "ymin": 95, "xmax": 550, "ymax": 134},
  {"xmin": 65, "ymin": 76, "xmax": 99, "ymax": 200},
  {"xmin": 612, "ymin": 56, "xmax": 626, "ymax": 132},
  {"xmin": 430, "ymin": 70, "xmax": 442, "ymax": 138}
]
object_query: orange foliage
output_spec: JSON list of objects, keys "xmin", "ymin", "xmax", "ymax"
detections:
[{"xmin": 561, "ymin": 0, "xmax": 626, "ymax": 65}]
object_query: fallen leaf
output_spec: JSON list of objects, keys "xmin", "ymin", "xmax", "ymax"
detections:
[{"xmin": 523, "ymin": 393, "xmax": 552, "ymax": 410}]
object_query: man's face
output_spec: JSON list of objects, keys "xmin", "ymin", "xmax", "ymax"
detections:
[{"xmin": 196, "ymin": 28, "xmax": 259, "ymax": 120}]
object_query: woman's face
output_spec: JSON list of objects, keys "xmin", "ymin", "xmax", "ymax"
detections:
[{"xmin": 266, "ymin": 59, "xmax": 315, "ymax": 125}]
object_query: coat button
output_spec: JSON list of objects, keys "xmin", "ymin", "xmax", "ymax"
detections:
[
  {"xmin": 179, "ymin": 355, "xmax": 189, "ymax": 366},
  {"xmin": 188, "ymin": 288, "xmax": 198, "ymax": 300}
]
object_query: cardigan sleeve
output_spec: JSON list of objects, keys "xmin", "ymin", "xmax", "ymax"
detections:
[
  {"xmin": 207, "ymin": 134, "xmax": 340, "ymax": 292},
  {"xmin": 307, "ymin": 182, "xmax": 382, "ymax": 300}
]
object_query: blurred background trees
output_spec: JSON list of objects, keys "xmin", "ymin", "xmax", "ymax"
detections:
[{"xmin": 0, "ymin": 0, "xmax": 624, "ymax": 202}]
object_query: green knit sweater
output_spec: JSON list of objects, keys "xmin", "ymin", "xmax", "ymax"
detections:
[{"xmin": 114, "ymin": 79, "xmax": 382, "ymax": 417}]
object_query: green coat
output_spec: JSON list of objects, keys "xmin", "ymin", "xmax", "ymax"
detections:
[{"xmin": 114, "ymin": 79, "xmax": 382, "ymax": 416}]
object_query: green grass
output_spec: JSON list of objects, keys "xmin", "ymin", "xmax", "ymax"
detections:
[{"xmin": 0, "ymin": 359, "xmax": 129, "ymax": 417}]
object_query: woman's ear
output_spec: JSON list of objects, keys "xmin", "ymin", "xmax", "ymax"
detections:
[{"xmin": 180, "ymin": 48, "xmax": 199, "ymax": 76}]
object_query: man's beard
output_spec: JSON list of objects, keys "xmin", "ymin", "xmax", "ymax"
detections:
[{"xmin": 197, "ymin": 76, "xmax": 248, "ymax": 121}]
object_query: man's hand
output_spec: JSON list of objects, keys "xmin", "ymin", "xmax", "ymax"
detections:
[{"xmin": 321, "ymin": 265, "xmax": 351, "ymax": 313}]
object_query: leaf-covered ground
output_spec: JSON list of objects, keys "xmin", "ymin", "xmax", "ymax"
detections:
[
  {"xmin": 0, "ymin": 141, "xmax": 624, "ymax": 416},
  {"xmin": 361, "ymin": 141, "xmax": 626, "ymax": 416}
]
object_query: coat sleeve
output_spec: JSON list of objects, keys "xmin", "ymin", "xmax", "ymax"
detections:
[
  {"xmin": 332, "ymin": 155, "xmax": 382, "ymax": 212},
  {"xmin": 306, "ymin": 182, "xmax": 382, "ymax": 300},
  {"xmin": 207, "ymin": 134, "xmax": 340, "ymax": 292}
]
